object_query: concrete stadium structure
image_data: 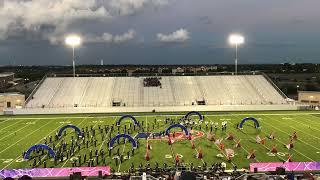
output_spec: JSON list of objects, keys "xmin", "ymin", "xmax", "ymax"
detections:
[{"xmin": 8, "ymin": 75, "xmax": 301, "ymax": 114}]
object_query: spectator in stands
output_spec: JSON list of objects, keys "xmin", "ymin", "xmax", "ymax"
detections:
[{"xmin": 143, "ymin": 77, "xmax": 161, "ymax": 87}]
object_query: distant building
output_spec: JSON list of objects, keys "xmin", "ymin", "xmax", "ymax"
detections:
[
  {"xmin": 0, "ymin": 72, "xmax": 14, "ymax": 91},
  {"xmin": 0, "ymin": 93, "xmax": 25, "ymax": 113},
  {"xmin": 298, "ymin": 91, "xmax": 320, "ymax": 105},
  {"xmin": 172, "ymin": 67, "xmax": 184, "ymax": 75},
  {"xmin": 208, "ymin": 66, "xmax": 218, "ymax": 71}
]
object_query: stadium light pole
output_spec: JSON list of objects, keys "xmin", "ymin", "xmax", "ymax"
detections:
[
  {"xmin": 229, "ymin": 34, "xmax": 244, "ymax": 75},
  {"xmin": 65, "ymin": 35, "xmax": 81, "ymax": 77}
]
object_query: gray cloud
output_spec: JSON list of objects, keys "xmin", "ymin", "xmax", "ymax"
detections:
[
  {"xmin": 108, "ymin": 0, "xmax": 169, "ymax": 15},
  {"xmin": 0, "ymin": 0, "xmax": 169, "ymax": 41},
  {"xmin": 157, "ymin": 28, "xmax": 190, "ymax": 43},
  {"xmin": 85, "ymin": 29, "xmax": 136, "ymax": 44}
]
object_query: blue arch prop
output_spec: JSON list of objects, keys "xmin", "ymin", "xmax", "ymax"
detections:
[
  {"xmin": 58, "ymin": 124, "xmax": 83, "ymax": 138},
  {"xmin": 238, "ymin": 117, "xmax": 260, "ymax": 129},
  {"xmin": 24, "ymin": 144, "xmax": 56, "ymax": 160},
  {"xmin": 184, "ymin": 111, "xmax": 203, "ymax": 121},
  {"xmin": 165, "ymin": 124, "xmax": 190, "ymax": 136},
  {"xmin": 116, "ymin": 115, "xmax": 140, "ymax": 127},
  {"xmin": 108, "ymin": 134, "xmax": 137, "ymax": 150}
]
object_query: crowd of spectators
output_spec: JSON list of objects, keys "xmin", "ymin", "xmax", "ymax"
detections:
[{"xmin": 143, "ymin": 77, "xmax": 162, "ymax": 87}]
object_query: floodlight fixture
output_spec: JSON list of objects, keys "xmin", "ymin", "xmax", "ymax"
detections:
[
  {"xmin": 228, "ymin": 34, "xmax": 245, "ymax": 75},
  {"xmin": 65, "ymin": 35, "xmax": 81, "ymax": 77}
]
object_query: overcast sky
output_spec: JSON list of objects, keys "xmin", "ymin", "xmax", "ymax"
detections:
[{"xmin": 0, "ymin": 0, "xmax": 320, "ymax": 65}]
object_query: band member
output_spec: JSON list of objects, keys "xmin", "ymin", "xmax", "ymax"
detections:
[
  {"xmin": 226, "ymin": 133, "xmax": 234, "ymax": 140},
  {"xmin": 256, "ymin": 135, "xmax": 261, "ymax": 144},
  {"xmin": 145, "ymin": 149, "xmax": 150, "ymax": 161},
  {"xmin": 269, "ymin": 131, "xmax": 275, "ymax": 139},
  {"xmin": 286, "ymin": 154, "xmax": 292, "ymax": 162},
  {"xmin": 191, "ymin": 141, "xmax": 195, "ymax": 149},
  {"xmin": 291, "ymin": 132, "xmax": 297, "ymax": 140},
  {"xmin": 175, "ymin": 154, "xmax": 180, "ymax": 164},
  {"xmin": 271, "ymin": 145, "xmax": 278, "ymax": 153},
  {"xmin": 197, "ymin": 148, "xmax": 203, "ymax": 159},
  {"xmin": 247, "ymin": 150, "xmax": 256, "ymax": 159},
  {"xmin": 235, "ymin": 139, "xmax": 241, "ymax": 148}
]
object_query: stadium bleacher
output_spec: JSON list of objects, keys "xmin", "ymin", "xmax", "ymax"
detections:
[{"xmin": 24, "ymin": 75, "xmax": 289, "ymax": 111}]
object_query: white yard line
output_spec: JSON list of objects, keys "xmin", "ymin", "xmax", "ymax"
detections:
[
  {"xmin": 36, "ymin": 116, "xmax": 91, "ymax": 166},
  {"xmin": 207, "ymin": 115, "xmax": 262, "ymax": 163},
  {"xmin": 117, "ymin": 139, "xmax": 127, "ymax": 172},
  {"xmin": 0, "ymin": 120, "xmax": 22, "ymax": 133},
  {"xmin": 259, "ymin": 116, "xmax": 316, "ymax": 161},
  {"xmin": 0, "ymin": 120, "xmax": 52, "ymax": 154},
  {"xmin": 225, "ymin": 114, "xmax": 287, "ymax": 162},
  {"xmin": 0, "ymin": 119, "xmax": 41, "ymax": 141},
  {"xmin": 61, "ymin": 116, "xmax": 100, "ymax": 167},
  {"xmin": 168, "ymin": 141, "xmax": 179, "ymax": 165},
  {"xmin": 212, "ymin": 142, "xmax": 236, "ymax": 167},
  {"xmin": 0, "ymin": 119, "xmax": 58, "ymax": 170},
  {"xmin": 295, "ymin": 114, "xmax": 320, "ymax": 130},
  {"xmin": 289, "ymin": 126, "xmax": 320, "ymax": 141},
  {"xmin": 0, "ymin": 118, "xmax": 10, "ymax": 125},
  {"xmin": 98, "ymin": 117, "xmax": 116, "ymax": 153},
  {"xmin": 117, "ymin": 116, "xmax": 143, "ymax": 172},
  {"xmin": 262, "ymin": 116, "xmax": 320, "ymax": 151},
  {"xmin": 192, "ymin": 142, "xmax": 205, "ymax": 164},
  {"xmin": 287, "ymin": 117, "xmax": 320, "ymax": 134}
]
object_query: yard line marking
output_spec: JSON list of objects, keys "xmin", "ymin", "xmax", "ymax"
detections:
[
  {"xmin": 265, "ymin": 116, "xmax": 320, "ymax": 151},
  {"xmin": 61, "ymin": 115, "xmax": 100, "ymax": 168},
  {"xmin": 295, "ymin": 114, "xmax": 320, "ymax": 130},
  {"xmin": 259, "ymin": 116, "xmax": 316, "ymax": 161},
  {"xmin": 117, "ymin": 139, "xmax": 127, "ymax": 172},
  {"xmin": 188, "ymin": 137, "xmax": 206, "ymax": 165},
  {"xmin": 189, "ymin": 115, "xmax": 234, "ymax": 165},
  {"xmin": 262, "ymin": 116, "xmax": 320, "ymax": 151},
  {"xmin": 0, "ymin": 119, "xmax": 22, "ymax": 133},
  {"xmin": 0, "ymin": 118, "xmax": 60, "ymax": 170},
  {"xmin": 0, "ymin": 118, "xmax": 10, "ymax": 125},
  {"xmin": 223, "ymin": 114, "xmax": 290, "ymax": 162},
  {"xmin": 169, "ymin": 143, "xmax": 177, "ymax": 165},
  {"xmin": 285, "ymin": 114, "xmax": 320, "ymax": 138},
  {"xmin": 37, "ymin": 115, "xmax": 91, "ymax": 167},
  {"xmin": 118, "ymin": 114, "xmax": 144, "ymax": 172},
  {"xmin": 289, "ymin": 127, "xmax": 320, "ymax": 141},
  {"xmin": 98, "ymin": 116, "xmax": 116, "ymax": 153},
  {"xmin": 0, "ymin": 120, "xmax": 52, "ymax": 154},
  {"xmin": 207, "ymin": 115, "xmax": 263, "ymax": 163},
  {"xmin": 211, "ymin": 141, "xmax": 236, "ymax": 167},
  {"xmin": 117, "ymin": 115, "xmax": 150, "ymax": 172},
  {"xmin": 287, "ymin": 117, "xmax": 320, "ymax": 134},
  {"xmin": 0, "ymin": 119, "xmax": 41, "ymax": 141}
]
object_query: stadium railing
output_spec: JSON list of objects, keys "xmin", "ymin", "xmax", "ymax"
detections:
[
  {"xmin": 25, "ymin": 74, "xmax": 48, "ymax": 104},
  {"xmin": 261, "ymin": 72, "xmax": 288, "ymax": 100}
]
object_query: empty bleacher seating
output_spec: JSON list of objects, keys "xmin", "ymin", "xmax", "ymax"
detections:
[{"xmin": 26, "ymin": 75, "xmax": 287, "ymax": 108}]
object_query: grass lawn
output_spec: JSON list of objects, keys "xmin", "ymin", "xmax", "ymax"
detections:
[{"xmin": 0, "ymin": 111, "xmax": 320, "ymax": 172}]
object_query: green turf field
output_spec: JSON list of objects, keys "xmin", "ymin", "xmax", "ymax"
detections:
[{"xmin": 1, "ymin": 111, "xmax": 320, "ymax": 172}]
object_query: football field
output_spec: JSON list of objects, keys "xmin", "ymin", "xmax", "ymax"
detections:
[{"xmin": 0, "ymin": 111, "xmax": 320, "ymax": 172}]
